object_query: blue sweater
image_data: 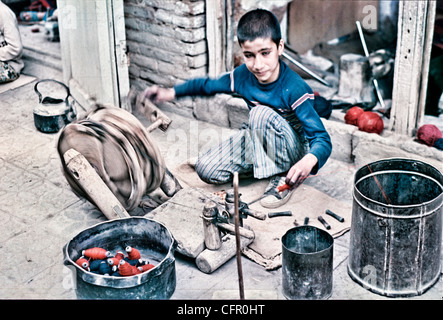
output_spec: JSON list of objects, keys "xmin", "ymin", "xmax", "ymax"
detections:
[{"xmin": 174, "ymin": 60, "xmax": 332, "ymax": 172}]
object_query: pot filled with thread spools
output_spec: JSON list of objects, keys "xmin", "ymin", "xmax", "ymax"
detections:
[{"xmin": 63, "ymin": 217, "xmax": 177, "ymax": 299}]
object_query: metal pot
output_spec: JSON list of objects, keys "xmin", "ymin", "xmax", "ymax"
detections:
[
  {"xmin": 282, "ymin": 226, "xmax": 334, "ymax": 300},
  {"xmin": 33, "ymin": 79, "xmax": 76, "ymax": 133},
  {"xmin": 63, "ymin": 217, "xmax": 177, "ymax": 299},
  {"xmin": 348, "ymin": 158, "xmax": 443, "ymax": 297}
]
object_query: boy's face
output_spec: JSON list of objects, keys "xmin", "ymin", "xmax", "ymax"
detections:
[{"xmin": 241, "ymin": 37, "xmax": 284, "ymax": 84}]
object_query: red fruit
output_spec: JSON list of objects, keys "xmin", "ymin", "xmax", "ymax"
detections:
[
  {"xmin": 416, "ymin": 124, "xmax": 442, "ymax": 146},
  {"xmin": 345, "ymin": 106, "xmax": 364, "ymax": 125},
  {"xmin": 357, "ymin": 111, "xmax": 384, "ymax": 134}
]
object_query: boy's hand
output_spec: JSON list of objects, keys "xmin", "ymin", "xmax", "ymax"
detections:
[
  {"xmin": 285, "ymin": 153, "xmax": 318, "ymax": 189},
  {"xmin": 142, "ymin": 85, "xmax": 175, "ymax": 103}
]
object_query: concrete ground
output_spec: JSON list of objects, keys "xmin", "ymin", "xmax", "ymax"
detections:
[{"xmin": 0, "ymin": 24, "xmax": 441, "ymax": 301}]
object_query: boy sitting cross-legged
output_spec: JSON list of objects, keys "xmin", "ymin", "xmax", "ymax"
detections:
[{"xmin": 144, "ymin": 9, "xmax": 332, "ymax": 209}]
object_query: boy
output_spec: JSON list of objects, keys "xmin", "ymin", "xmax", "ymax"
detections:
[{"xmin": 144, "ymin": 9, "xmax": 332, "ymax": 208}]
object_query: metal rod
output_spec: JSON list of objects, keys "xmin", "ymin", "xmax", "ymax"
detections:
[
  {"xmin": 325, "ymin": 209, "xmax": 345, "ymax": 222},
  {"xmin": 233, "ymin": 172, "xmax": 245, "ymax": 300},
  {"xmin": 355, "ymin": 21, "xmax": 385, "ymax": 109},
  {"xmin": 318, "ymin": 215, "xmax": 331, "ymax": 230},
  {"xmin": 282, "ymin": 51, "xmax": 332, "ymax": 87}
]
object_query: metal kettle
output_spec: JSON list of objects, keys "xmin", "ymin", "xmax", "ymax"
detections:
[{"xmin": 33, "ymin": 79, "xmax": 76, "ymax": 133}]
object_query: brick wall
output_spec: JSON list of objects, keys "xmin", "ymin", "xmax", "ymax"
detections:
[
  {"xmin": 124, "ymin": 0, "xmax": 207, "ymax": 90},
  {"xmin": 122, "ymin": 0, "xmax": 288, "ymax": 127},
  {"xmin": 124, "ymin": 0, "xmax": 245, "ymax": 125}
]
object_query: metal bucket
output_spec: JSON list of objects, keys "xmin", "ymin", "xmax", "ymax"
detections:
[
  {"xmin": 348, "ymin": 158, "xmax": 443, "ymax": 297},
  {"xmin": 282, "ymin": 226, "xmax": 334, "ymax": 300},
  {"xmin": 63, "ymin": 217, "xmax": 177, "ymax": 299}
]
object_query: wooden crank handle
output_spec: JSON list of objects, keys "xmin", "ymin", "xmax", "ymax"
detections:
[
  {"xmin": 131, "ymin": 89, "xmax": 172, "ymax": 132},
  {"xmin": 63, "ymin": 148, "xmax": 130, "ymax": 220}
]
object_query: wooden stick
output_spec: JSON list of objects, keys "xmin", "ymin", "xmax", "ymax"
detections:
[
  {"xmin": 233, "ymin": 172, "xmax": 245, "ymax": 300},
  {"xmin": 217, "ymin": 222, "xmax": 255, "ymax": 239},
  {"xmin": 195, "ymin": 234, "xmax": 254, "ymax": 274},
  {"xmin": 63, "ymin": 148, "xmax": 130, "ymax": 220}
]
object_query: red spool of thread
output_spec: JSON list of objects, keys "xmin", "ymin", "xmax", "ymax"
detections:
[
  {"xmin": 344, "ymin": 106, "xmax": 364, "ymax": 126},
  {"xmin": 83, "ymin": 247, "xmax": 112, "ymax": 260},
  {"xmin": 75, "ymin": 257, "xmax": 89, "ymax": 270},
  {"xmin": 125, "ymin": 246, "xmax": 141, "ymax": 260},
  {"xmin": 113, "ymin": 251, "xmax": 125, "ymax": 265},
  {"xmin": 138, "ymin": 264, "xmax": 155, "ymax": 273},
  {"xmin": 416, "ymin": 124, "xmax": 443, "ymax": 146},
  {"xmin": 114, "ymin": 251, "xmax": 125, "ymax": 261},
  {"xmin": 107, "ymin": 257, "xmax": 120, "ymax": 266},
  {"xmin": 119, "ymin": 259, "xmax": 141, "ymax": 276},
  {"xmin": 357, "ymin": 111, "xmax": 384, "ymax": 134}
]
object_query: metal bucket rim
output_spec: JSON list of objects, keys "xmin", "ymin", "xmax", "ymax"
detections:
[
  {"xmin": 354, "ymin": 158, "xmax": 443, "ymax": 213},
  {"xmin": 282, "ymin": 225, "xmax": 334, "ymax": 255},
  {"xmin": 354, "ymin": 158, "xmax": 443, "ymax": 185},
  {"xmin": 63, "ymin": 216, "xmax": 176, "ymax": 288},
  {"xmin": 354, "ymin": 170, "xmax": 443, "ymax": 209}
]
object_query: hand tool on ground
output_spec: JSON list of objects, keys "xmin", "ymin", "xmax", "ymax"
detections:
[
  {"xmin": 276, "ymin": 183, "xmax": 291, "ymax": 192},
  {"xmin": 356, "ymin": 21, "xmax": 385, "ymax": 109},
  {"xmin": 325, "ymin": 209, "xmax": 345, "ymax": 222},
  {"xmin": 225, "ymin": 190, "xmax": 266, "ymax": 226},
  {"xmin": 268, "ymin": 211, "xmax": 293, "ymax": 218},
  {"xmin": 318, "ymin": 216, "xmax": 331, "ymax": 230},
  {"xmin": 247, "ymin": 183, "xmax": 291, "ymax": 206}
]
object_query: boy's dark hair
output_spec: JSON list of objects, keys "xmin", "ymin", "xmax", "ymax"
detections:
[{"xmin": 237, "ymin": 9, "xmax": 282, "ymax": 46}]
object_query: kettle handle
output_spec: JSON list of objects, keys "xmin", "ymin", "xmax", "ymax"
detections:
[{"xmin": 34, "ymin": 79, "xmax": 70, "ymax": 104}]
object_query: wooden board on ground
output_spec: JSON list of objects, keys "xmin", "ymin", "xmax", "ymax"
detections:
[{"xmin": 147, "ymin": 187, "xmax": 223, "ymax": 258}]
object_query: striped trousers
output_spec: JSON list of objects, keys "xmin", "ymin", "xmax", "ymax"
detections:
[{"xmin": 195, "ymin": 105, "xmax": 308, "ymax": 184}]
